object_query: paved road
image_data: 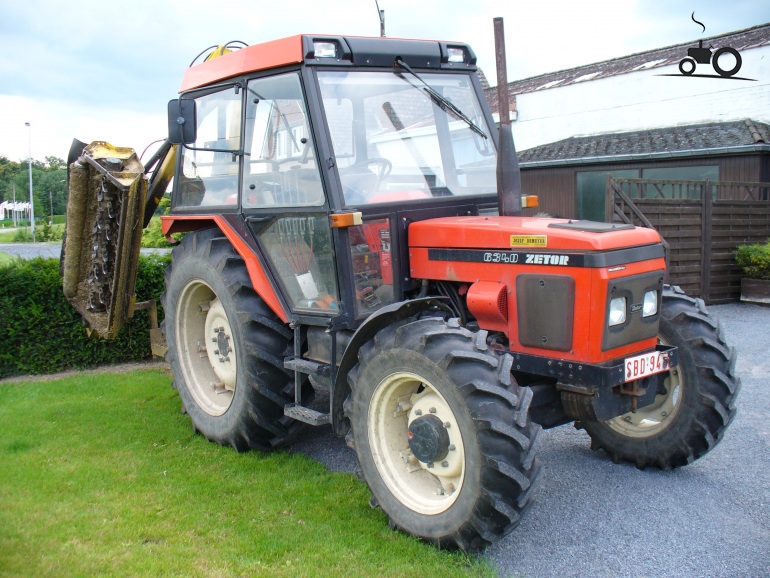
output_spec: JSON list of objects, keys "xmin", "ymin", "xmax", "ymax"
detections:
[
  {"xmin": 0, "ymin": 243, "xmax": 171, "ymax": 259},
  {"xmin": 289, "ymin": 302, "xmax": 770, "ymax": 577}
]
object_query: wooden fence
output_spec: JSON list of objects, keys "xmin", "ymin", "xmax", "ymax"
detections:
[{"xmin": 607, "ymin": 177, "xmax": 770, "ymax": 304}]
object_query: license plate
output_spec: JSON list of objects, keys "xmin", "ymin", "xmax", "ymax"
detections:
[{"xmin": 624, "ymin": 350, "xmax": 671, "ymax": 382}]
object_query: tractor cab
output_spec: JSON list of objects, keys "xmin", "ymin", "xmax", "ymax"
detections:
[{"xmin": 163, "ymin": 35, "xmax": 512, "ymax": 328}]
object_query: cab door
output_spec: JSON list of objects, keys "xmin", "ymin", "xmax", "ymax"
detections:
[{"xmin": 240, "ymin": 71, "xmax": 341, "ymax": 317}]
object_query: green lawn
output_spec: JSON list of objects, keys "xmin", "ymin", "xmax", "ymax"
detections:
[
  {"xmin": 0, "ymin": 223, "xmax": 64, "ymax": 243},
  {"xmin": 0, "ymin": 369, "xmax": 495, "ymax": 577},
  {"xmin": 0, "ymin": 251, "xmax": 13, "ymax": 266}
]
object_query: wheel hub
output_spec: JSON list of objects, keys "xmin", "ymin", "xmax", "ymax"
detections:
[
  {"xmin": 407, "ymin": 414, "xmax": 450, "ymax": 464},
  {"xmin": 213, "ymin": 327, "xmax": 232, "ymax": 359}
]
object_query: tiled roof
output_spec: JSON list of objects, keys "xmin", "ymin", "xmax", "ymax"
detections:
[
  {"xmin": 485, "ymin": 22, "xmax": 770, "ymax": 113},
  {"xmin": 518, "ymin": 119, "xmax": 770, "ymax": 163}
]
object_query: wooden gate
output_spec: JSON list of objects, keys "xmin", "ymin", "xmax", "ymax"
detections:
[{"xmin": 607, "ymin": 177, "xmax": 770, "ymax": 304}]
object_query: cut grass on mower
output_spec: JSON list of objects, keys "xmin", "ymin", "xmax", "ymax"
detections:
[{"xmin": 0, "ymin": 369, "xmax": 496, "ymax": 577}]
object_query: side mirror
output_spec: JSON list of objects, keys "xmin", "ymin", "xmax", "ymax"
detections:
[{"xmin": 167, "ymin": 99, "xmax": 196, "ymax": 145}]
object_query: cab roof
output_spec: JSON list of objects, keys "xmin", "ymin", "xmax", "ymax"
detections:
[{"xmin": 179, "ymin": 34, "xmax": 477, "ymax": 93}]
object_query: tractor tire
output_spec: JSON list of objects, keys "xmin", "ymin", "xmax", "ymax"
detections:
[
  {"xmin": 712, "ymin": 46, "xmax": 742, "ymax": 77},
  {"xmin": 581, "ymin": 286, "xmax": 740, "ymax": 470},
  {"xmin": 162, "ymin": 228, "xmax": 303, "ymax": 451},
  {"xmin": 344, "ymin": 316, "xmax": 541, "ymax": 551}
]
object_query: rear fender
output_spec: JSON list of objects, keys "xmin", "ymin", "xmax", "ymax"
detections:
[{"xmin": 162, "ymin": 214, "xmax": 290, "ymax": 323}]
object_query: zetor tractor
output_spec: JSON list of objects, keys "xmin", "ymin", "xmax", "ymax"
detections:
[{"xmin": 62, "ymin": 33, "xmax": 739, "ymax": 551}]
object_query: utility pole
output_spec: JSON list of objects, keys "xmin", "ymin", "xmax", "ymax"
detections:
[
  {"xmin": 12, "ymin": 183, "xmax": 16, "ymax": 228},
  {"xmin": 25, "ymin": 122, "xmax": 36, "ymax": 242},
  {"xmin": 375, "ymin": 0, "xmax": 385, "ymax": 37}
]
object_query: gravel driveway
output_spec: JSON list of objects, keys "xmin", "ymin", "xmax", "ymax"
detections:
[{"xmin": 290, "ymin": 302, "xmax": 769, "ymax": 577}]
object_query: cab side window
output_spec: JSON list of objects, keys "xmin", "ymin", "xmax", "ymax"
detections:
[{"xmin": 177, "ymin": 87, "xmax": 242, "ymax": 207}]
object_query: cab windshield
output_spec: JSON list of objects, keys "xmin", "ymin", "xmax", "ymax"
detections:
[{"xmin": 317, "ymin": 70, "xmax": 496, "ymax": 206}]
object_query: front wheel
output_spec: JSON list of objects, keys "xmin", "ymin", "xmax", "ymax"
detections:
[
  {"xmin": 581, "ymin": 286, "xmax": 740, "ymax": 469},
  {"xmin": 679, "ymin": 57, "xmax": 697, "ymax": 75},
  {"xmin": 345, "ymin": 316, "xmax": 541, "ymax": 551}
]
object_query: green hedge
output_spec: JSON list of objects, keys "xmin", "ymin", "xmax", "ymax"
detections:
[
  {"xmin": 736, "ymin": 239, "xmax": 770, "ymax": 281},
  {"xmin": 0, "ymin": 253, "xmax": 170, "ymax": 378}
]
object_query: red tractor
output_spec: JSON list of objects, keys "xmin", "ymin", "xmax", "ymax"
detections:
[{"xmin": 62, "ymin": 32, "xmax": 739, "ymax": 551}]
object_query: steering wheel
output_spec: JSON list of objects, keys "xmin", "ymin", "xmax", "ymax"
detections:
[
  {"xmin": 353, "ymin": 157, "xmax": 392, "ymax": 182},
  {"xmin": 339, "ymin": 157, "xmax": 393, "ymax": 204}
]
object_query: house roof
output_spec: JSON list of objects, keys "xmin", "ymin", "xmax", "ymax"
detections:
[
  {"xmin": 486, "ymin": 22, "xmax": 770, "ymax": 112},
  {"xmin": 518, "ymin": 119, "xmax": 770, "ymax": 166}
]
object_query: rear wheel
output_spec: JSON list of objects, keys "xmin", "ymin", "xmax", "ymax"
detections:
[
  {"xmin": 345, "ymin": 316, "xmax": 541, "ymax": 551},
  {"xmin": 581, "ymin": 286, "xmax": 740, "ymax": 469},
  {"xmin": 162, "ymin": 228, "xmax": 303, "ymax": 451},
  {"xmin": 713, "ymin": 46, "xmax": 742, "ymax": 77}
]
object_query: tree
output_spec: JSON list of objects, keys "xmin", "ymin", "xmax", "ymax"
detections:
[{"xmin": 0, "ymin": 156, "xmax": 68, "ymax": 219}]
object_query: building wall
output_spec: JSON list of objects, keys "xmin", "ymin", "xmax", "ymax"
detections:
[
  {"xmin": 521, "ymin": 153, "xmax": 768, "ymax": 219},
  {"xmin": 511, "ymin": 45, "xmax": 770, "ymax": 152}
]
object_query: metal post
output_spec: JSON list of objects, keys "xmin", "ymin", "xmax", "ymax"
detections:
[{"xmin": 25, "ymin": 122, "xmax": 35, "ymax": 242}]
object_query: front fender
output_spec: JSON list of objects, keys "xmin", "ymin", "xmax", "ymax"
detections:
[{"xmin": 331, "ymin": 296, "xmax": 451, "ymax": 436}]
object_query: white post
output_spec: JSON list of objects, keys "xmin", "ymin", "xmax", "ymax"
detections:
[{"xmin": 25, "ymin": 122, "xmax": 35, "ymax": 242}]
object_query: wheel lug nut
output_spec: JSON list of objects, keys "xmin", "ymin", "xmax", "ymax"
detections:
[
  {"xmin": 429, "ymin": 407, "xmax": 437, "ymax": 414},
  {"xmin": 444, "ymin": 422, "xmax": 451, "ymax": 429},
  {"xmin": 427, "ymin": 462, "xmax": 434, "ymax": 468},
  {"xmin": 415, "ymin": 409, "xmax": 422, "ymax": 416},
  {"xmin": 441, "ymin": 461, "xmax": 449, "ymax": 468},
  {"xmin": 448, "ymin": 444, "xmax": 456, "ymax": 451}
]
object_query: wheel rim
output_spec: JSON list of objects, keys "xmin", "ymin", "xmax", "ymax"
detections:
[
  {"xmin": 176, "ymin": 279, "xmax": 237, "ymax": 416},
  {"xmin": 368, "ymin": 371, "xmax": 465, "ymax": 515},
  {"xmin": 605, "ymin": 338, "xmax": 682, "ymax": 438}
]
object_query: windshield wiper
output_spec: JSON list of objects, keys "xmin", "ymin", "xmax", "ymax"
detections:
[{"xmin": 395, "ymin": 58, "xmax": 487, "ymax": 140}]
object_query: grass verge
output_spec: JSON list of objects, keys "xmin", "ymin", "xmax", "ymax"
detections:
[
  {"xmin": 0, "ymin": 369, "xmax": 496, "ymax": 577},
  {"xmin": 0, "ymin": 251, "xmax": 14, "ymax": 267}
]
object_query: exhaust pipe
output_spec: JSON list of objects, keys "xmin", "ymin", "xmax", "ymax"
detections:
[{"xmin": 494, "ymin": 17, "xmax": 522, "ymax": 217}]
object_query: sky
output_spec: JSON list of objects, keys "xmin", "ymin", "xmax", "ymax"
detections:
[{"xmin": 1, "ymin": 0, "xmax": 768, "ymax": 164}]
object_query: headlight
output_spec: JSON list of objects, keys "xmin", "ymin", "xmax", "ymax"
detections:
[
  {"xmin": 642, "ymin": 290, "xmax": 658, "ymax": 317},
  {"xmin": 609, "ymin": 297, "xmax": 627, "ymax": 326},
  {"xmin": 313, "ymin": 41, "xmax": 337, "ymax": 58},
  {"xmin": 447, "ymin": 47, "xmax": 466, "ymax": 63}
]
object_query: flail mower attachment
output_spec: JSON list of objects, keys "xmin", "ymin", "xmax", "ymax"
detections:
[{"xmin": 61, "ymin": 141, "xmax": 147, "ymax": 339}]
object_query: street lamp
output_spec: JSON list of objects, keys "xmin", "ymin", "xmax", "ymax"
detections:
[{"xmin": 25, "ymin": 122, "xmax": 35, "ymax": 242}]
